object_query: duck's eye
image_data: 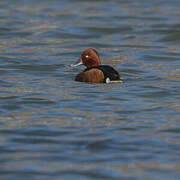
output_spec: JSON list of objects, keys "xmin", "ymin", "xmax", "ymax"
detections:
[{"xmin": 85, "ymin": 55, "xmax": 89, "ymax": 58}]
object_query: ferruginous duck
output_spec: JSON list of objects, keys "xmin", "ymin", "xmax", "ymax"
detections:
[{"xmin": 71, "ymin": 48, "xmax": 122, "ymax": 83}]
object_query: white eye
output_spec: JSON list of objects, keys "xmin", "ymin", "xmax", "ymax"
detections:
[{"xmin": 85, "ymin": 55, "xmax": 89, "ymax": 58}]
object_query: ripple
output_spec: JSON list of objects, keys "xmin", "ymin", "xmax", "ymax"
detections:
[{"xmin": 0, "ymin": 0, "xmax": 180, "ymax": 179}]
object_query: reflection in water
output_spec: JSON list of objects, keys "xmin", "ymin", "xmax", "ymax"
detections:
[{"xmin": 0, "ymin": 0, "xmax": 180, "ymax": 179}]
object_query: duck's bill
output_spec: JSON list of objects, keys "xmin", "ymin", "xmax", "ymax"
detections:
[{"xmin": 70, "ymin": 59, "xmax": 83, "ymax": 67}]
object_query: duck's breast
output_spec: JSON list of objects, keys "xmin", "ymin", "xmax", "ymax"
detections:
[{"xmin": 75, "ymin": 68, "xmax": 104, "ymax": 83}]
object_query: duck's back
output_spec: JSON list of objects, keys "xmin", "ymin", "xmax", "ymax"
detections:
[
  {"xmin": 75, "ymin": 65, "xmax": 121, "ymax": 83},
  {"xmin": 93, "ymin": 65, "xmax": 120, "ymax": 82}
]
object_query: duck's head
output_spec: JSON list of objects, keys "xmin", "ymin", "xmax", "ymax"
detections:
[{"xmin": 72, "ymin": 48, "xmax": 101, "ymax": 68}]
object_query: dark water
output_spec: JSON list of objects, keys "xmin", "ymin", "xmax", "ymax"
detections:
[{"xmin": 0, "ymin": 0, "xmax": 180, "ymax": 179}]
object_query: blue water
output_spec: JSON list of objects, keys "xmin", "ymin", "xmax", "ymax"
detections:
[{"xmin": 0, "ymin": 0, "xmax": 180, "ymax": 179}]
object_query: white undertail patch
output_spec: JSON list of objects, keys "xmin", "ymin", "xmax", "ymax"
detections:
[{"xmin": 105, "ymin": 78, "xmax": 110, "ymax": 83}]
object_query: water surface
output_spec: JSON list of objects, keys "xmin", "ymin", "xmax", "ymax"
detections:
[{"xmin": 0, "ymin": 0, "xmax": 180, "ymax": 179}]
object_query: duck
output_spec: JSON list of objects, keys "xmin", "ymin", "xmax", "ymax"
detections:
[{"xmin": 71, "ymin": 48, "xmax": 122, "ymax": 83}]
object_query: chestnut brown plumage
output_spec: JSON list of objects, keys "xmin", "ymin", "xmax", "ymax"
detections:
[
  {"xmin": 81, "ymin": 48, "xmax": 101, "ymax": 68},
  {"xmin": 73, "ymin": 48, "xmax": 121, "ymax": 83},
  {"xmin": 75, "ymin": 68, "xmax": 104, "ymax": 83}
]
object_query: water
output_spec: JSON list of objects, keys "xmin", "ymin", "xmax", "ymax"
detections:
[{"xmin": 0, "ymin": 0, "xmax": 180, "ymax": 179}]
